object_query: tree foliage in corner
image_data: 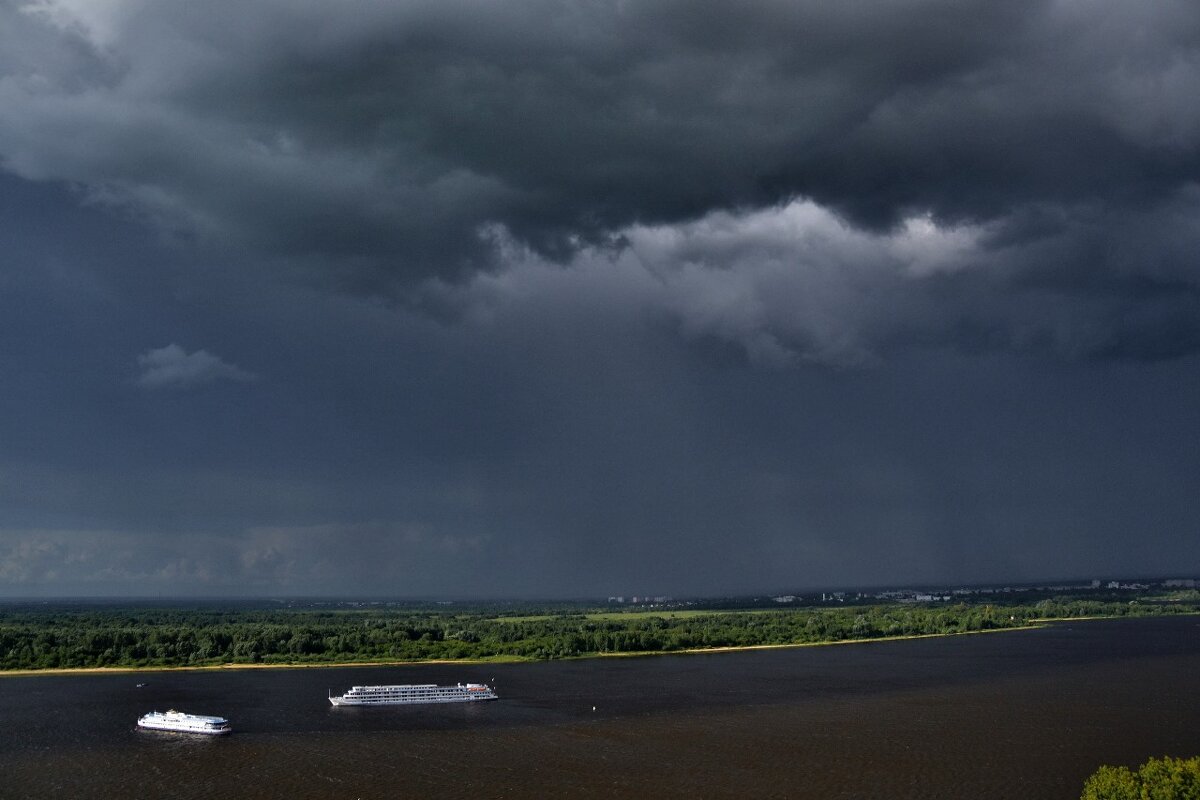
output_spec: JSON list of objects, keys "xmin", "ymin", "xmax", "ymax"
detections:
[{"xmin": 1081, "ymin": 756, "xmax": 1200, "ymax": 800}]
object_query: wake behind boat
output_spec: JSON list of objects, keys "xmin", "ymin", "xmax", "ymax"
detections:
[
  {"xmin": 328, "ymin": 682, "xmax": 498, "ymax": 706},
  {"xmin": 137, "ymin": 710, "xmax": 232, "ymax": 735}
]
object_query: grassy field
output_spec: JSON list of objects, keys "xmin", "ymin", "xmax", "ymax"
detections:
[{"xmin": 493, "ymin": 608, "xmax": 796, "ymax": 623}]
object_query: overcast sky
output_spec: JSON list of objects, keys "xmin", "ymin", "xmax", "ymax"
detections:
[{"xmin": 1, "ymin": 0, "xmax": 1198, "ymax": 598}]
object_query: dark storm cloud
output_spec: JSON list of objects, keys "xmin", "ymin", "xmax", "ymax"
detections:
[
  {"xmin": 3, "ymin": 0, "xmax": 1199, "ymax": 362},
  {"xmin": 2, "ymin": 1, "xmax": 1198, "ymax": 263},
  {"xmin": 2, "ymin": 1, "xmax": 1200, "ymax": 598},
  {"xmin": 419, "ymin": 192, "xmax": 1200, "ymax": 367}
]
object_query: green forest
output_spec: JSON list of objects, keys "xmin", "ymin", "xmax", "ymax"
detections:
[
  {"xmin": 2, "ymin": 594, "xmax": 1197, "ymax": 671},
  {"xmin": 1080, "ymin": 755, "xmax": 1200, "ymax": 799}
]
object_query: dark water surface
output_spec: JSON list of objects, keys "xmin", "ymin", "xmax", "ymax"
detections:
[{"xmin": 2, "ymin": 616, "xmax": 1198, "ymax": 798}]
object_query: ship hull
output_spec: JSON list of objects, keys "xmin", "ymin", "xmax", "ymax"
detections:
[
  {"xmin": 137, "ymin": 721, "xmax": 232, "ymax": 735},
  {"xmin": 329, "ymin": 694, "xmax": 497, "ymax": 706}
]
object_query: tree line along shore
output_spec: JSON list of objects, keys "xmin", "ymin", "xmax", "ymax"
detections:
[{"xmin": 1, "ymin": 593, "xmax": 1197, "ymax": 672}]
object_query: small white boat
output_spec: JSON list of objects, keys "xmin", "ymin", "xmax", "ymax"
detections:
[{"xmin": 137, "ymin": 710, "xmax": 231, "ymax": 735}]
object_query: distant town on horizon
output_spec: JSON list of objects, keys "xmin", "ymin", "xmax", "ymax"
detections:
[{"xmin": 3, "ymin": 575, "xmax": 1196, "ymax": 608}]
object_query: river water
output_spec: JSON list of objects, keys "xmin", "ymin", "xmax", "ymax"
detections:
[{"xmin": 1, "ymin": 616, "xmax": 1197, "ymax": 799}]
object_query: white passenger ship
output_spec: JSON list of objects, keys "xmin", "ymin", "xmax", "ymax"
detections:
[
  {"xmin": 137, "ymin": 710, "xmax": 232, "ymax": 735},
  {"xmin": 328, "ymin": 682, "xmax": 498, "ymax": 706}
]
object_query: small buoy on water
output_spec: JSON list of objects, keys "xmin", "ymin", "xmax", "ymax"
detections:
[{"xmin": 592, "ymin": 706, "xmax": 596, "ymax": 712}]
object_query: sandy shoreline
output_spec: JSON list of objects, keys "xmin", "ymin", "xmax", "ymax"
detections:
[{"xmin": 0, "ymin": 623, "xmax": 1055, "ymax": 678}]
